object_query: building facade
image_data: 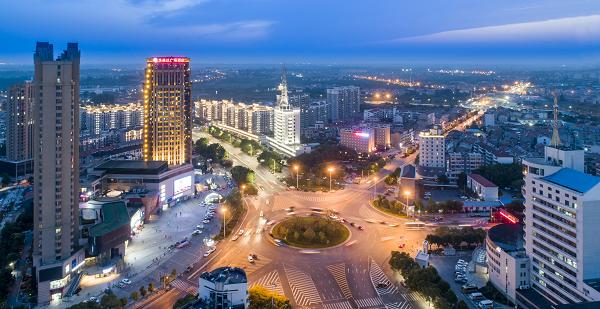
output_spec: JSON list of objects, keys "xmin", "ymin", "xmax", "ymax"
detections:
[
  {"xmin": 339, "ymin": 128, "xmax": 375, "ymax": 153},
  {"xmin": 32, "ymin": 42, "xmax": 85, "ymax": 304},
  {"xmin": 81, "ymin": 103, "xmax": 143, "ymax": 135},
  {"xmin": 486, "ymin": 224, "xmax": 530, "ymax": 303},
  {"xmin": 198, "ymin": 267, "xmax": 248, "ymax": 309},
  {"xmin": 467, "ymin": 173, "xmax": 498, "ymax": 201},
  {"xmin": 418, "ymin": 127, "xmax": 445, "ymax": 168},
  {"xmin": 195, "ymin": 100, "xmax": 274, "ymax": 135},
  {"xmin": 327, "ymin": 86, "xmax": 360, "ymax": 122},
  {"xmin": 6, "ymin": 81, "xmax": 34, "ymax": 162},
  {"xmin": 273, "ymin": 73, "xmax": 301, "ymax": 145},
  {"xmin": 446, "ymin": 152, "xmax": 484, "ymax": 180},
  {"xmin": 522, "ymin": 145, "xmax": 600, "ymax": 305},
  {"xmin": 143, "ymin": 57, "xmax": 192, "ymax": 166}
]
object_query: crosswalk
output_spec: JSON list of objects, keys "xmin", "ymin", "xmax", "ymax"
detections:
[
  {"xmin": 405, "ymin": 291, "xmax": 426, "ymax": 303},
  {"xmin": 284, "ymin": 264, "xmax": 322, "ymax": 307},
  {"xmin": 369, "ymin": 259, "xmax": 398, "ymax": 295},
  {"xmin": 327, "ymin": 263, "xmax": 353, "ymax": 299},
  {"xmin": 385, "ymin": 301, "xmax": 411, "ymax": 309},
  {"xmin": 322, "ymin": 300, "xmax": 354, "ymax": 309},
  {"xmin": 355, "ymin": 297, "xmax": 384, "ymax": 308},
  {"xmin": 170, "ymin": 278, "xmax": 197, "ymax": 294},
  {"xmin": 250, "ymin": 270, "xmax": 285, "ymax": 296}
]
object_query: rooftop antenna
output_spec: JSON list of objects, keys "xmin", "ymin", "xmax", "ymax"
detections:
[
  {"xmin": 550, "ymin": 92, "xmax": 561, "ymax": 147},
  {"xmin": 277, "ymin": 64, "xmax": 289, "ymax": 108}
]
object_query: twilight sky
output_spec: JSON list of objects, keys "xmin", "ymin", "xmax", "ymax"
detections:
[{"xmin": 1, "ymin": 0, "xmax": 600, "ymax": 65}]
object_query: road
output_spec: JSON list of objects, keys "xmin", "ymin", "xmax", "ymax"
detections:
[{"xmin": 140, "ymin": 131, "xmax": 434, "ymax": 309}]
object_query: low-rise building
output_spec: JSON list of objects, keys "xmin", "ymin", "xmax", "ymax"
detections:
[
  {"xmin": 198, "ymin": 267, "xmax": 248, "ymax": 309},
  {"xmin": 447, "ymin": 152, "xmax": 484, "ymax": 180},
  {"xmin": 339, "ymin": 128, "xmax": 375, "ymax": 153},
  {"xmin": 486, "ymin": 223, "xmax": 530, "ymax": 303},
  {"xmin": 419, "ymin": 127, "xmax": 445, "ymax": 168},
  {"xmin": 467, "ymin": 173, "xmax": 499, "ymax": 201}
]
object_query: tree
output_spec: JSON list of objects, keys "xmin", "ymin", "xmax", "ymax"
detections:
[
  {"xmin": 231, "ymin": 166, "xmax": 256, "ymax": 185},
  {"xmin": 100, "ymin": 293, "xmax": 123, "ymax": 309},
  {"xmin": 130, "ymin": 291, "xmax": 139, "ymax": 301},
  {"xmin": 248, "ymin": 286, "xmax": 291, "ymax": 309},
  {"xmin": 139, "ymin": 286, "xmax": 147, "ymax": 297},
  {"xmin": 505, "ymin": 201, "xmax": 524, "ymax": 214},
  {"xmin": 171, "ymin": 268, "xmax": 177, "ymax": 278},
  {"xmin": 67, "ymin": 302, "xmax": 102, "ymax": 309},
  {"xmin": 148, "ymin": 282, "xmax": 155, "ymax": 292}
]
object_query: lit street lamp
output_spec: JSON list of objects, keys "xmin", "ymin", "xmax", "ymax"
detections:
[
  {"xmin": 241, "ymin": 184, "xmax": 246, "ymax": 198},
  {"xmin": 327, "ymin": 167, "xmax": 334, "ymax": 191},
  {"xmin": 293, "ymin": 165, "xmax": 299, "ymax": 189},
  {"xmin": 221, "ymin": 207, "xmax": 228, "ymax": 238}
]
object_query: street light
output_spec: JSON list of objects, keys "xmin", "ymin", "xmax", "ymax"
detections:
[
  {"xmin": 327, "ymin": 167, "xmax": 334, "ymax": 191},
  {"xmin": 293, "ymin": 165, "xmax": 299, "ymax": 189},
  {"xmin": 221, "ymin": 207, "xmax": 228, "ymax": 238},
  {"xmin": 241, "ymin": 184, "xmax": 246, "ymax": 198}
]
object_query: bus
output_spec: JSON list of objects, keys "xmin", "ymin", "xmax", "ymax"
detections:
[{"xmin": 405, "ymin": 221, "xmax": 426, "ymax": 230}]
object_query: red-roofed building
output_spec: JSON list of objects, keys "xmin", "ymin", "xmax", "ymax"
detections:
[{"xmin": 467, "ymin": 173, "xmax": 499, "ymax": 201}]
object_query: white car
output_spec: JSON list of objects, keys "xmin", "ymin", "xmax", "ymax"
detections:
[
  {"xmin": 248, "ymin": 255, "xmax": 254, "ymax": 263},
  {"xmin": 192, "ymin": 230, "xmax": 202, "ymax": 236},
  {"xmin": 238, "ymin": 229, "xmax": 245, "ymax": 236},
  {"xmin": 121, "ymin": 278, "xmax": 131, "ymax": 285},
  {"xmin": 259, "ymin": 211, "xmax": 264, "ymax": 217},
  {"xmin": 203, "ymin": 219, "xmax": 210, "ymax": 224}
]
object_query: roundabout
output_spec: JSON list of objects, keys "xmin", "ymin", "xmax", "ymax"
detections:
[{"xmin": 271, "ymin": 216, "xmax": 350, "ymax": 249}]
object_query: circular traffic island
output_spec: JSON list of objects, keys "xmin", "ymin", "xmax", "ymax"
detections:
[{"xmin": 272, "ymin": 216, "xmax": 350, "ymax": 249}]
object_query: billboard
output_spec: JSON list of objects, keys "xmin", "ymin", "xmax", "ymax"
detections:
[{"xmin": 174, "ymin": 175, "xmax": 192, "ymax": 196}]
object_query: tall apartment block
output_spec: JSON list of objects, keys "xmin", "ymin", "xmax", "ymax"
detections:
[
  {"xmin": 327, "ymin": 86, "xmax": 360, "ymax": 122},
  {"xmin": 520, "ymin": 145, "xmax": 600, "ymax": 306},
  {"xmin": 3, "ymin": 81, "xmax": 35, "ymax": 178},
  {"xmin": 418, "ymin": 127, "xmax": 445, "ymax": 168},
  {"xmin": 273, "ymin": 72, "xmax": 301, "ymax": 145},
  {"xmin": 143, "ymin": 57, "xmax": 192, "ymax": 166},
  {"xmin": 80, "ymin": 103, "xmax": 143, "ymax": 135},
  {"xmin": 32, "ymin": 42, "xmax": 85, "ymax": 304}
]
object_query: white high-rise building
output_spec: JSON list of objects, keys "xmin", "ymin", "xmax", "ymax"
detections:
[
  {"xmin": 418, "ymin": 126, "xmax": 445, "ymax": 168},
  {"xmin": 522, "ymin": 145, "xmax": 600, "ymax": 304},
  {"xmin": 273, "ymin": 70, "xmax": 300, "ymax": 145}
]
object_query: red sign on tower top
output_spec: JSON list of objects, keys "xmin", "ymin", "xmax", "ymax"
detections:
[{"xmin": 150, "ymin": 57, "xmax": 189, "ymax": 63}]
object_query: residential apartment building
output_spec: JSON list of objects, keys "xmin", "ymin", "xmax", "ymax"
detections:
[
  {"xmin": 81, "ymin": 103, "xmax": 143, "ymax": 135},
  {"xmin": 418, "ymin": 127, "xmax": 445, "ymax": 168},
  {"xmin": 195, "ymin": 100, "xmax": 274, "ymax": 135},
  {"xmin": 327, "ymin": 86, "xmax": 360, "ymax": 122},
  {"xmin": 32, "ymin": 42, "xmax": 85, "ymax": 304},
  {"xmin": 339, "ymin": 128, "xmax": 375, "ymax": 153},
  {"xmin": 446, "ymin": 152, "xmax": 484, "ymax": 180},
  {"xmin": 6, "ymin": 81, "xmax": 34, "ymax": 161}
]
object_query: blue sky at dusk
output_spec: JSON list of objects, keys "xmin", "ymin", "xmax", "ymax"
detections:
[{"xmin": 1, "ymin": 0, "xmax": 600, "ymax": 65}]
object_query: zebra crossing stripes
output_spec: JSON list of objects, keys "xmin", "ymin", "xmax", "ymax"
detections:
[
  {"xmin": 170, "ymin": 278, "xmax": 197, "ymax": 294},
  {"xmin": 355, "ymin": 297, "xmax": 384, "ymax": 308},
  {"xmin": 369, "ymin": 259, "xmax": 399, "ymax": 295},
  {"xmin": 322, "ymin": 300, "xmax": 354, "ymax": 309},
  {"xmin": 405, "ymin": 291, "xmax": 426, "ymax": 303},
  {"xmin": 385, "ymin": 302, "xmax": 411, "ymax": 309},
  {"xmin": 327, "ymin": 263, "xmax": 353, "ymax": 299},
  {"xmin": 250, "ymin": 270, "xmax": 285, "ymax": 296},
  {"xmin": 284, "ymin": 265, "xmax": 322, "ymax": 307}
]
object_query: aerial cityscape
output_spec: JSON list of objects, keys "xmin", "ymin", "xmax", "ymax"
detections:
[{"xmin": 1, "ymin": 1, "xmax": 600, "ymax": 309}]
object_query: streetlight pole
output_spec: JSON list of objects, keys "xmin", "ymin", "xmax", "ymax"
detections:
[
  {"xmin": 294, "ymin": 165, "xmax": 299, "ymax": 189},
  {"xmin": 327, "ymin": 167, "xmax": 334, "ymax": 192},
  {"xmin": 221, "ymin": 207, "xmax": 227, "ymax": 238}
]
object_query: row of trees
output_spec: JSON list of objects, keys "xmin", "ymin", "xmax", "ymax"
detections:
[
  {"xmin": 194, "ymin": 138, "xmax": 227, "ymax": 163},
  {"xmin": 207, "ymin": 126, "xmax": 263, "ymax": 157},
  {"xmin": 425, "ymin": 227, "xmax": 486, "ymax": 250},
  {"xmin": 373, "ymin": 195, "xmax": 406, "ymax": 216},
  {"xmin": 389, "ymin": 252, "xmax": 468, "ymax": 309},
  {"xmin": 67, "ymin": 292, "xmax": 128, "ymax": 309},
  {"xmin": 257, "ymin": 149, "xmax": 283, "ymax": 172}
]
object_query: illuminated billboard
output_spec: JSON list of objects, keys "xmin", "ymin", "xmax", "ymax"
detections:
[
  {"xmin": 354, "ymin": 132, "xmax": 370, "ymax": 138},
  {"xmin": 174, "ymin": 175, "xmax": 192, "ymax": 196}
]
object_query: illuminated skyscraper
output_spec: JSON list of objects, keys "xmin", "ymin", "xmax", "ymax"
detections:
[
  {"xmin": 143, "ymin": 57, "xmax": 192, "ymax": 166},
  {"xmin": 32, "ymin": 42, "xmax": 84, "ymax": 304},
  {"xmin": 273, "ymin": 68, "xmax": 300, "ymax": 145}
]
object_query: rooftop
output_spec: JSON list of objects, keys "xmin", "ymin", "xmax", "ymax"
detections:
[
  {"xmin": 468, "ymin": 173, "xmax": 497, "ymax": 188},
  {"xmin": 200, "ymin": 267, "xmax": 247, "ymax": 285},
  {"xmin": 542, "ymin": 168, "xmax": 600, "ymax": 194},
  {"xmin": 88, "ymin": 200, "xmax": 131, "ymax": 237},
  {"xmin": 487, "ymin": 223, "xmax": 525, "ymax": 252},
  {"xmin": 95, "ymin": 160, "xmax": 169, "ymax": 175},
  {"xmin": 401, "ymin": 164, "xmax": 416, "ymax": 179}
]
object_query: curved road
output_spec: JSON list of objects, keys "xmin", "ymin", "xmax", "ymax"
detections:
[{"xmin": 141, "ymin": 133, "xmax": 430, "ymax": 309}]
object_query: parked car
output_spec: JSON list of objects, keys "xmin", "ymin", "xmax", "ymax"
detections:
[
  {"xmin": 192, "ymin": 230, "xmax": 202, "ymax": 236},
  {"xmin": 478, "ymin": 300, "xmax": 493, "ymax": 309},
  {"xmin": 121, "ymin": 278, "xmax": 131, "ymax": 285}
]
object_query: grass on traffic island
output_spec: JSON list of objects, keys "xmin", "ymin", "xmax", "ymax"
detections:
[
  {"xmin": 213, "ymin": 190, "xmax": 247, "ymax": 241},
  {"xmin": 370, "ymin": 194, "xmax": 408, "ymax": 218},
  {"xmin": 272, "ymin": 216, "xmax": 349, "ymax": 248}
]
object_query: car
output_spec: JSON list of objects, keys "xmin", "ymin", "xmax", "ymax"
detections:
[
  {"xmin": 248, "ymin": 255, "xmax": 254, "ymax": 263},
  {"xmin": 469, "ymin": 292, "xmax": 484, "ymax": 301},
  {"xmin": 196, "ymin": 225, "xmax": 203, "ymax": 230},
  {"xmin": 357, "ymin": 225, "xmax": 364, "ymax": 230},
  {"xmin": 350, "ymin": 222, "xmax": 356, "ymax": 227},
  {"xmin": 398, "ymin": 243, "xmax": 405, "ymax": 248},
  {"xmin": 376, "ymin": 283, "xmax": 388, "ymax": 288},
  {"xmin": 460, "ymin": 196, "xmax": 468, "ymax": 200},
  {"xmin": 203, "ymin": 251, "xmax": 211, "ymax": 257},
  {"xmin": 478, "ymin": 300, "xmax": 493, "ymax": 309},
  {"xmin": 238, "ymin": 229, "xmax": 245, "ymax": 235},
  {"xmin": 455, "ymin": 277, "xmax": 467, "ymax": 283},
  {"xmin": 121, "ymin": 278, "xmax": 131, "ymax": 285},
  {"xmin": 185, "ymin": 265, "xmax": 193, "ymax": 273},
  {"xmin": 274, "ymin": 239, "xmax": 283, "ymax": 246},
  {"xmin": 116, "ymin": 282, "xmax": 126, "ymax": 288},
  {"xmin": 232, "ymin": 235, "xmax": 240, "ymax": 241},
  {"xmin": 203, "ymin": 219, "xmax": 210, "ymax": 224},
  {"xmin": 458, "ymin": 259, "xmax": 466, "ymax": 264},
  {"xmin": 260, "ymin": 210, "xmax": 264, "ymax": 217},
  {"xmin": 89, "ymin": 297, "xmax": 99, "ymax": 303},
  {"xmin": 176, "ymin": 240, "xmax": 190, "ymax": 248},
  {"xmin": 461, "ymin": 284, "xmax": 477, "ymax": 293},
  {"xmin": 192, "ymin": 230, "xmax": 202, "ymax": 236}
]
